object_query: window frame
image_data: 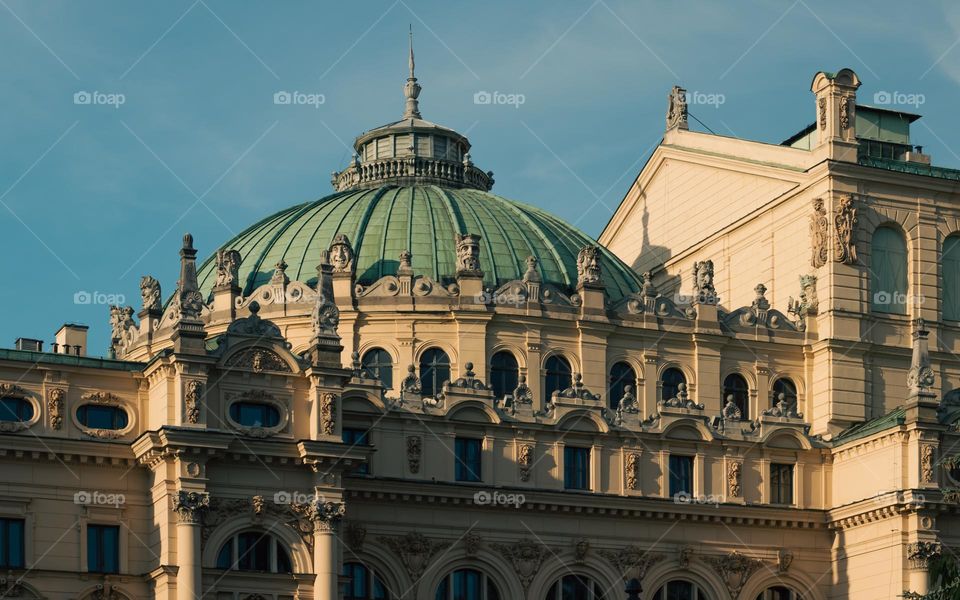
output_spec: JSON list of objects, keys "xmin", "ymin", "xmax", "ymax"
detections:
[
  {"xmin": 545, "ymin": 574, "xmax": 607, "ymax": 600},
  {"xmin": 668, "ymin": 455, "xmax": 694, "ymax": 498},
  {"xmin": 770, "ymin": 463, "xmax": 795, "ymax": 505},
  {"xmin": 454, "ymin": 437, "xmax": 483, "ymax": 483},
  {"xmin": 722, "ymin": 373, "xmax": 750, "ymax": 420},
  {"xmin": 343, "ymin": 427, "xmax": 371, "ymax": 475},
  {"xmin": 419, "ymin": 348, "xmax": 451, "ymax": 398},
  {"xmin": 435, "ymin": 568, "xmax": 501, "ymax": 600},
  {"xmin": 660, "ymin": 367, "xmax": 687, "ymax": 401},
  {"xmin": 87, "ymin": 524, "xmax": 120, "ymax": 574},
  {"xmin": 343, "ymin": 561, "xmax": 391, "ymax": 600},
  {"xmin": 870, "ymin": 225, "xmax": 908, "ymax": 315},
  {"xmin": 608, "ymin": 362, "xmax": 637, "ymax": 410},
  {"xmin": 489, "ymin": 351, "xmax": 520, "ymax": 399},
  {"xmin": 0, "ymin": 517, "xmax": 25, "ymax": 569},
  {"xmin": 563, "ymin": 446, "xmax": 591, "ymax": 491},
  {"xmin": 544, "ymin": 355, "xmax": 573, "ymax": 400},
  {"xmin": 361, "ymin": 348, "xmax": 394, "ymax": 389}
]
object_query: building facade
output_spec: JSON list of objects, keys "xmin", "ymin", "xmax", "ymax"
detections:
[{"xmin": 0, "ymin": 57, "xmax": 957, "ymax": 600}]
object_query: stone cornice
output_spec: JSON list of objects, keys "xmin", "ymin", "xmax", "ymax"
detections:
[
  {"xmin": 345, "ymin": 480, "xmax": 826, "ymax": 529},
  {"xmin": 827, "ymin": 490, "xmax": 933, "ymax": 530},
  {"xmin": 0, "ymin": 436, "xmax": 137, "ymax": 466}
]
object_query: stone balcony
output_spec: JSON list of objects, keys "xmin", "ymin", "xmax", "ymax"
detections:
[{"xmin": 332, "ymin": 155, "xmax": 494, "ymax": 192}]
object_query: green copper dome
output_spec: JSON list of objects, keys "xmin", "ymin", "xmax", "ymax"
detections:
[{"xmin": 196, "ymin": 185, "xmax": 642, "ymax": 301}]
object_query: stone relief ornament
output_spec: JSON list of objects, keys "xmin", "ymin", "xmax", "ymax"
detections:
[
  {"xmin": 818, "ymin": 97, "xmax": 826, "ymax": 130},
  {"xmin": 139, "ymin": 275, "xmax": 162, "ymax": 312},
  {"xmin": 0, "ymin": 577, "xmax": 24, "ymax": 597},
  {"xmin": 344, "ymin": 521, "xmax": 366, "ymax": 552},
  {"xmin": 464, "ymin": 532, "xmax": 483, "ymax": 556},
  {"xmin": 552, "ymin": 373, "xmax": 600, "ymax": 402},
  {"xmin": 693, "ymin": 260, "xmax": 717, "ymax": 304},
  {"xmin": 329, "ymin": 233, "xmax": 355, "ymax": 274},
  {"xmin": 625, "ymin": 452, "xmax": 640, "ymax": 490},
  {"xmin": 270, "ymin": 260, "xmax": 290, "ymax": 286},
  {"xmin": 659, "ymin": 383, "xmax": 704, "ymax": 410},
  {"xmin": 788, "ymin": 274, "xmax": 819, "ymax": 329},
  {"xmin": 839, "ymin": 95, "xmax": 851, "ymax": 130},
  {"xmin": 573, "ymin": 539, "xmax": 590, "ymax": 564},
  {"xmin": 512, "ymin": 375, "xmax": 533, "ymax": 404},
  {"xmin": 678, "ymin": 546, "xmax": 693, "ymax": 568},
  {"xmin": 777, "ymin": 548, "xmax": 793, "ymax": 573},
  {"xmin": 666, "ymin": 85, "xmax": 688, "ymax": 130},
  {"xmin": 727, "ymin": 461, "xmax": 742, "ymax": 498},
  {"xmin": 523, "ymin": 256, "xmax": 541, "ymax": 283},
  {"xmin": 446, "ymin": 362, "xmax": 490, "ymax": 391},
  {"xmin": 617, "ymin": 385, "xmax": 640, "ymax": 416},
  {"xmin": 292, "ymin": 499, "xmax": 346, "ymax": 532},
  {"xmin": 598, "ymin": 546, "xmax": 664, "ymax": 580},
  {"xmin": 908, "ymin": 540, "xmax": 942, "ymax": 569},
  {"xmin": 921, "ymin": 445, "xmax": 935, "ymax": 484},
  {"xmin": 172, "ymin": 490, "xmax": 210, "ymax": 524},
  {"xmin": 380, "ymin": 532, "xmax": 450, "ymax": 580},
  {"xmin": 320, "ymin": 393, "xmax": 336, "ymax": 435},
  {"xmin": 908, "ymin": 320, "xmax": 936, "ymax": 395},
  {"xmin": 493, "ymin": 539, "xmax": 549, "ymax": 590},
  {"xmin": 48, "ymin": 388, "xmax": 65, "ymax": 429},
  {"xmin": 706, "ymin": 551, "xmax": 764, "ymax": 599},
  {"xmin": 762, "ymin": 393, "xmax": 802, "ymax": 419},
  {"xmin": 721, "ymin": 396, "xmax": 742, "ymax": 422},
  {"xmin": 251, "ymin": 495, "xmax": 265, "ymax": 516},
  {"xmin": 226, "ymin": 301, "xmax": 284, "ymax": 339},
  {"xmin": 400, "ymin": 365, "xmax": 422, "ymax": 395},
  {"xmin": 455, "ymin": 233, "xmax": 483, "ymax": 275},
  {"xmin": 407, "ymin": 436, "xmax": 422, "ymax": 474},
  {"xmin": 184, "ymin": 380, "xmax": 202, "ymax": 424},
  {"xmin": 810, "ymin": 198, "xmax": 829, "ymax": 268},
  {"xmin": 518, "ymin": 443, "xmax": 534, "ymax": 482},
  {"xmin": 214, "ymin": 249, "xmax": 241, "ymax": 288},
  {"xmin": 833, "ymin": 195, "xmax": 858, "ymax": 264},
  {"xmin": 576, "ymin": 245, "xmax": 603, "ymax": 287},
  {"xmin": 224, "ymin": 347, "xmax": 291, "ymax": 373}
]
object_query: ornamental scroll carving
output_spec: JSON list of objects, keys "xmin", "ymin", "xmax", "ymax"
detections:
[
  {"xmin": 48, "ymin": 388, "xmax": 65, "ymax": 430},
  {"xmin": 818, "ymin": 97, "xmax": 826, "ymax": 129},
  {"xmin": 625, "ymin": 452, "xmax": 640, "ymax": 490},
  {"xmin": 810, "ymin": 198, "xmax": 829, "ymax": 268},
  {"xmin": 407, "ymin": 436, "xmax": 422, "ymax": 474},
  {"xmin": 493, "ymin": 539, "xmax": 549, "ymax": 590},
  {"xmin": 921, "ymin": 445, "xmax": 935, "ymax": 484},
  {"xmin": 706, "ymin": 551, "xmax": 764, "ymax": 599},
  {"xmin": 172, "ymin": 490, "xmax": 209, "ymax": 524},
  {"xmin": 727, "ymin": 461, "xmax": 742, "ymax": 498},
  {"xmin": 380, "ymin": 533, "xmax": 450, "ymax": 580},
  {"xmin": 184, "ymin": 380, "xmax": 202, "ymax": 424},
  {"xmin": 320, "ymin": 393, "xmax": 336, "ymax": 435},
  {"xmin": 834, "ymin": 195, "xmax": 857, "ymax": 264}
]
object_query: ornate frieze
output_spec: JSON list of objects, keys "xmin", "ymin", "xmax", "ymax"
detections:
[
  {"xmin": 706, "ymin": 551, "xmax": 764, "ymax": 599},
  {"xmin": 493, "ymin": 538, "xmax": 549, "ymax": 589},
  {"xmin": 380, "ymin": 532, "xmax": 450, "ymax": 580},
  {"xmin": 833, "ymin": 195, "xmax": 857, "ymax": 264},
  {"xmin": 172, "ymin": 490, "xmax": 210, "ymax": 524},
  {"xmin": 407, "ymin": 436, "xmax": 422, "ymax": 474},
  {"xmin": 810, "ymin": 198, "xmax": 829, "ymax": 268},
  {"xmin": 223, "ymin": 347, "xmax": 291, "ymax": 373}
]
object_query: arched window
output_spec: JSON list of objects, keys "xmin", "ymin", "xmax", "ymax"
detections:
[
  {"xmin": 608, "ymin": 362, "xmax": 637, "ymax": 409},
  {"xmin": 361, "ymin": 348, "xmax": 394, "ymax": 389},
  {"xmin": 544, "ymin": 356, "xmax": 573, "ymax": 399},
  {"xmin": 343, "ymin": 562, "xmax": 390, "ymax": 599},
  {"xmin": 756, "ymin": 587, "xmax": 802, "ymax": 600},
  {"xmin": 870, "ymin": 226, "xmax": 908, "ymax": 314},
  {"xmin": 215, "ymin": 531, "xmax": 292, "ymax": 573},
  {"xmin": 654, "ymin": 580, "xmax": 712, "ymax": 600},
  {"xmin": 661, "ymin": 367, "xmax": 686, "ymax": 401},
  {"xmin": 722, "ymin": 373, "xmax": 750, "ymax": 419},
  {"xmin": 544, "ymin": 574, "xmax": 607, "ymax": 600},
  {"xmin": 490, "ymin": 351, "xmax": 519, "ymax": 399},
  {"xmin": 772, "ymin": 378, "xmax": 797, "ymax": 407},
  {"xmin": 229, "ymin": 402, "xmax": 280, "ymax": 428},
  {"xmin": 419, "ymin": 348, "xmax": 451, "ymax": 397},
  {"xmin": 77, "ymin": 404, "xmax": 128, "ymax": 430},
  {"xmin": 0, "ymin": 397, "xmax": 33, "ymax": 422},
  {"xmin": 435, "ymin": 568, "xmax": 500, "ymax": 600},
  {"xmin": 944, "ymin": 236, "xmax": 960, "ymax": 321}
]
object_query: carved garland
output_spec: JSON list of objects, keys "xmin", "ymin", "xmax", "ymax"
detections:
[
  {"xmin": 320, "ymin": 393, "xmax": 337, "ymax": 436},
  {"xmin": 810, "ymin": 198, "xmax": 829, "ymax": 268},
  {"xmin": 727, "ymin": 461, "xmax": 742, "ymax": 498},
  {"xmin": 625, "ymin": 452, "xmax": 640, "ymax": 491},
  {"xmin": 518, "ymin": 443, "xmax": 534, "ymax": 482},
  {"xmin": 407, "ymin": 436, "xmax": 422, "ymax": 474},
  {"xmin": 48, "ymin": 388, "xmax": 65, "ymax": 430},
  {"xmin": 184, "ymin": 380, "xmax": 202, "ymax": 425},
  {"xmin": 833, "ymin": 195, "xmax": 858, "ymax": 265}
]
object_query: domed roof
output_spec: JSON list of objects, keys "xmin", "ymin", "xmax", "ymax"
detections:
[{"xmin": 195, "ymin": 185, "xmax": 643, "ymax": 301}]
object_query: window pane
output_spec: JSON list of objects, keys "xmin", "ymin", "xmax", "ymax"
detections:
[
  {"xmin": 661, "ymin": 368, "xmax": 686, "ymax": 401},
  {"xmin": 237, "ymin": 532, "xmax": 270, "ymax": 571},
  {"xmin": 669, "ymin": 456, "xmax": 693, "ymax": 497},
  {"xmin": 545, "ymin": 356, "xmax": 572, "ymax": 399},
  {"xmin": 362, "ymin": 349, "xmax": 394, "ymax": 389},
  {"xmin": 78, "ymin": 405, "xmax": 128, "ymax": 430},
  {"xmin": 945, "ymin": 237, "xmax": 960, "ymax": 320},
  {"xmin": 871, "ymin": 227, "xmax": 908, "ymax": 314},
  {"xmin": 722, "ymin": 374, "xmax": 749, "ymax": 419},
  {"xmin": 216, "ymin": 538, "xmax": 233, "ymax": 569},
  {"xmin": 420, "ymin": 349, "xmax": 450, "ymax": 397},
  {"xmin": 0, "ymin": 398, "xmax": 32, "ymax": 422},
  {"xmin": 455, "ymin": 438, "xmax": 482, "ymax": 482},
  {"xmin": 564, "ymin": 447, "xmax": 590, "ymax": 490},
  {"xmin": 0, "ymin": 518, "xmax": 25, "ymax": 568},
  {"xmin": 608, "ymin": 362, "xmax": 637, "ymax": 410},
  {"xmin": 88, "ymin": 525, "xmax": 119, "ymax": 574},
  {"xmin": 490, "ymin": 352, "xmax": 519, "ymax": 399}
]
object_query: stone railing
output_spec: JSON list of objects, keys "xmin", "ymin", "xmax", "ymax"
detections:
[{"xmin": 332, "ymin": 156, "xmax": 494, "ymax": 192}]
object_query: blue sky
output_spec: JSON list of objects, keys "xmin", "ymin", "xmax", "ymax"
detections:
[{"xmin": 3, "ymin": 0, "xmax": 960, "ymax": 355}]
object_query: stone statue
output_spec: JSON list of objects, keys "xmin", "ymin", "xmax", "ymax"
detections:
[
  {"xmin": 641, "ymin": 271, "xmax": 657, "ymax": 298},
  {"xmin": 214, "ymin": 249, "xmax": 241, "ymax": 288},
  {"xmin": 809, "ymin": 198, "xmax": 829, "ymax": 268},
  {"xmin": 693, "ymin": 260, "xmax": 716, "ymax": 304},
  {"xmin": 270, "ymin": 260, "xmax": 289, "ymax": 286},
  {"xmin": 523, "ymin": 256, "xmax": 541, "ymax": 283},
  {"xmin": 455, "ymin": 233, "xmax": 482, "ymax": 275},
  {"xmin": 751, "ymin": 283, "xmax": 770, "ymax": 312},
  {"xmin": 721, "ymin": 395, "xmax": 742, "ymax": 421},
  {"xmin": 666, "ymin": 85, "xmax": 688, "ymax": 130},
  {"xmin": 329, "ymin": 234, "xmax": 355, "ymax": 274},
  {"xmin": 834, "ymin": 195, "xmax": 858, "ymax": 264},
  {"xmin": 139, "ymin": 275, "xmax": 161, "ymax": 312},
  {"xmin": 577, "ymin": 245, "xmax": 602, "ymax": 287}
]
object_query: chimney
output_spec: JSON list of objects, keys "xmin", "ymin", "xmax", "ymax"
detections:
[
  {"xmin": 55, "ymin": 324, "xmax": 88, "ymax": 357},
  {"xmin": 14, "ymin": 338, "xmax": 43, "ymax": 352},
  {"xmin": 810, "ymin": 68, "xmax": 861, "ymax": 162}
]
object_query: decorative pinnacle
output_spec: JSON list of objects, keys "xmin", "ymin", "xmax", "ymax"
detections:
[{"xmin": 403, "ymin": 25, "xmax": 422, "ymax": 120}]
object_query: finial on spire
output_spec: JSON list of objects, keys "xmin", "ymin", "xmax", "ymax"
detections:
[{"xmin": 403, "ymin": 25, "xmax": 422, "ymax": 120}]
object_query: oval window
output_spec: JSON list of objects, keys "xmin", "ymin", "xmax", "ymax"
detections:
[
  {"xmin": 77, "ymin": 404, "xmax": 129, "ymax": 430},
  {"xmin": 0, "ymin": 397, "xmax": 34, "ymax": 422},
  {"xmin": 229, "ymin": 402, "xmax": 280, "ymax": 428}
]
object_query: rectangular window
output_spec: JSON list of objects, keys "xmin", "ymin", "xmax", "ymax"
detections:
[
  {"xmin": 668, "ymin": 455, "xmax": 694, "ymax": 498},
  {"xmin": 0, "ymin": 518, "xmax": 25, "ymax": 568},
  {"xmin": 454, "ymin": 438, "xmax": 482, "ymax": 482},
  {"xmin": 770, "ymin": 463, "xmax": 795, "ymax": 504},
  {"xmin": 87, "ymin": 524, "xmax": 119, "ymax": 574},
  {"xmin": 342, "ymin": 428, "xmax": 370, "ymax": 475},
  {"xmin": 563, "ymin": 446, "xmax": 591, "ymax": 490}
]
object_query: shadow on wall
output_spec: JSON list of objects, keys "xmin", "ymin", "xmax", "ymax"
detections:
[{"xmin": 629, "ymin": 193, "xmax": 673, "ymax": 282}]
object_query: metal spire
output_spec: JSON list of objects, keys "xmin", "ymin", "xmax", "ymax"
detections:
[{"xmin": 403, "ymin": 25, "xmax": 422, "ymax": 120}]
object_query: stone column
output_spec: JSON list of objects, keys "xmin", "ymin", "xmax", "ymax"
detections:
[
  {"xmin": 308, "ymin": 500, "xmax": 346, "ymax": 600},
  {"xmin": 172, "ymin": 491, "xmax": 209, "ymax": 600},
  {"xmin": 907, "ymin": 541, "xmax": 942, "ymax": 596}
]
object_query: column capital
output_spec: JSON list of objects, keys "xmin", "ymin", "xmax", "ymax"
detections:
[
  {"xmin": 295, "ymin": 499, "xmax": 346, "ymax": 532},
  {"xmin": 172, "ymin": 490, "xmax": 210, "ymax": 524}
]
